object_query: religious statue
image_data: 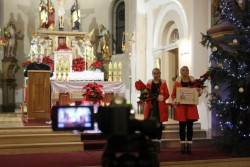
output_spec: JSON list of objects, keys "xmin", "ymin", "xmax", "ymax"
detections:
[
  {"xmin": 58, "ymin": 0, "xmax": 65, "ymax": 30},
  {"xmin": 70, "ymin": 0, "xmax": 81, "ymax": 31},
  {"xmin": 47, "ymin": 0, "xmax": 55, "ymax": 30},
  {"xmin": 4, "ymin": 21, "xmax": 23, "ymax": 58},
  {"xmin": 39, "ymin": 0, "xmax": 48, "ymax": 29},
  {"xmin": 99, "ymin": 24, "xmax": 111, "ymax": 59},
  {"xmin": 28, "ymin": 27, "xmax": 40, "ymax": 61}
]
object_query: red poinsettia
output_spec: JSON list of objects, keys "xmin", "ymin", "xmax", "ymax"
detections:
[
  {"xmin": 135, "ymin": 80, "xmax": 146, "ymax": 91},
  {"xmin": 22, "ymin": 60, "xmax": 31, "ymax": 68},
  {"xmin": 43, "ymin": 56, "xmax": 54, "ymax": 72},
  {"xmin": 82, "ymin": 82, "xmax": 104, "ymax": 104},
  {"xmin": 189, "ymin": 71, "xmax": 210, "ymax": 89},
  {"xmin": 89, "ymin": 61, "xmax": 103, "ymax": 71},
  {"xmin": 72, "ymin": 57, "xmax": 86, "ymax": 72},
  {"xmin": 135, "ymin": 80, "xmax": 152, "ymax": 102}
]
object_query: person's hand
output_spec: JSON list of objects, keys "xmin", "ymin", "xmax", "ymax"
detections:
[{"xmin": 158, "ymin": 95, "xmax": 163, "ymax": 101}]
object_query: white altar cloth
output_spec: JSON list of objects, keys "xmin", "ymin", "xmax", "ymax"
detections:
[{"xmin": 51, "ymin": 81, "xmax": 126, "ymax": 100}]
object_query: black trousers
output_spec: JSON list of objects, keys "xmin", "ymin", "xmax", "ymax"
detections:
[
  {"xmin": 149, "ymin": 100, "xmax": 163, "ymax": 140},
  {"xmin": 179, "ymin": 120, "xmax": 194, "ymax": 141}
]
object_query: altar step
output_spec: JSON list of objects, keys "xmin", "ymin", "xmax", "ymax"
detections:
[
  {"xmin": 81, "ymin": 122, "xmax": 212, "ymax": 150},
  {"xmin": 0, "ymin": 126, "xmax": 84, "ymax": 155},
  {"xmin": 0, "ymin": 122, "xmax": 212, "ymax": 154}
]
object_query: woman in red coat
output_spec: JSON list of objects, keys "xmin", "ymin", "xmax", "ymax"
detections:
[
  {"xmin": 171, "ymin": 66, "xmax": 200, "ymax": 154},
  {"xmin": 144, "ymin": 68, "xmax": 170, "ymax": 151}
]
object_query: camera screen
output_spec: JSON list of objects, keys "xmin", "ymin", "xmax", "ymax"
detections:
[{"xmin": 52, "ymin": 106, "xmax": 94, "ymax": 131}]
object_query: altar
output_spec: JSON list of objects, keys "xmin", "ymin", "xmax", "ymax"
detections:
[{"xmin": 51, "ymin": 81, "xmax": 126, "ymax": 102}]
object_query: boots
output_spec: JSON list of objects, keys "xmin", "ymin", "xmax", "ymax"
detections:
[
  {"xmin": 180, "ymin": 141, "xmax": 186, "ymax": 154},
  {"xmin": 186, "ymin": 141, "xmax": 192, "ymax": 154}
]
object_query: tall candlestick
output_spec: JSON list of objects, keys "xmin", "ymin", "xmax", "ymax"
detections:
[
  {"xmin": 84, "ymin": 47, "xmax": 87, "ymax": 70},
  {"xmin": 91, "ymin": 47, "xmax": 94, "ymax": 63},
  {"xmin": 118, "ymin": 62, "xmax": 122, "ymax": 82},
  {"xmin": 108, "ymin": 62, "xmax": 112, "ymax": 81},
  {"xmin": 113, "ymin": 62, "xmax": 117, "ymax": 82}
]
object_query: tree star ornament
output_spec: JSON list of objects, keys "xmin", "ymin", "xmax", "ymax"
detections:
[
  {"xmin": 214, "ymin": 85, "xmax": 219, "ymax": 90},
  {"xmin": 239, "ymin": 87, "xmax": 244, "ymax": 93}
]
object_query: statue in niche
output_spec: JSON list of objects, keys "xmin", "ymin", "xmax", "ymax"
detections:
[
  {"xmin": 70, "ymin": 0, "xmax": 81, "ymax": 31},
  {"xmin": 4, "ymin": 21, "xmax": 23, "ymax": 58},
  {"xmin": 58, "ymin": 0, "xmax": 65, "ymax": 30},
  {"xmin": 99, "ymin": 25, "xmax": 111, "ymax": 60},
  {"xmin": 39, "ymin": 0, "xmax": 48, "ymax": 29},
  {"xmin": 47, "ymin": 0, "xmax": 55, "ymax": 30}
]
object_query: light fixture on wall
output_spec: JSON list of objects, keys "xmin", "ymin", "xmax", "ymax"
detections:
[{"xmin": 122, "ymin": 31, "xmax": 135, "ymax": 56}]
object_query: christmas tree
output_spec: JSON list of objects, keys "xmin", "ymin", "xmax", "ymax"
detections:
[{"xmin": 201, "ymin": 0, "xmax": 250, "ymax": 156}]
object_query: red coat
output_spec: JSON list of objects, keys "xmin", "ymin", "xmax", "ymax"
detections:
[
  {"xmin": 144, "ymin": 79, "xmax": 169, "ymax": 122},
  {"xmin": 171, "ymin": 79, "xmax": 199, "ymax": 122}
]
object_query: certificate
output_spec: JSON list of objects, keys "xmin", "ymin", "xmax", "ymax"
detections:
[{"xmin": 176, "ymin": 87, "xmax": 199, "ymax": 105}]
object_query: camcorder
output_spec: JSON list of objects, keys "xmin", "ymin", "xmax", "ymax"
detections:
[{"xmin": 51, "ymin": 96, "xmax": 159, "ymax": 167}]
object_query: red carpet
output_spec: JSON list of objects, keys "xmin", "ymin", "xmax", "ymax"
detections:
[{"xmin": 0, "ymin": 147, "xmax": 233, "ymax": 167}]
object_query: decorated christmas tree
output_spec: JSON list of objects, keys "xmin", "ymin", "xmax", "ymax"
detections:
[{"xmin": 201, "ymin": 0, "xmax": 250, "ymax": 156}]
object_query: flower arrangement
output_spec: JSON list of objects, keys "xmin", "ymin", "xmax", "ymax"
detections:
[
  {"xmin": 72, "ymin": 57, "xmax": 86, "ymax": 72},
  {"xmin": 22, "ymin": 60, "xmax": 31, "ymax": 68},
  {"xmin": 43, "ymin": 56, "xmax": 54, "ymax": 72},
  {"xmin": 82, "ymin": 82, "xmax": 104, "ymax": 104},
  {"xmin": 135, "ymin": 80, "xmax": 152, "ymax": 102},
  {"xmin": 89, "ymin": 60, "xmax": 103, "ymax": 71}
]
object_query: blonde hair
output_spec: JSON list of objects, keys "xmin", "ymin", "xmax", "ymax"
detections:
[{"xmin": 180, "ymin": 66, "xmax": 189, "ymax": 71}]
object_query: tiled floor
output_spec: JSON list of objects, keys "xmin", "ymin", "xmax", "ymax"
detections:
[{"xmin": 0, "ymin": 110, "xmax": 23, "ymax": 127}]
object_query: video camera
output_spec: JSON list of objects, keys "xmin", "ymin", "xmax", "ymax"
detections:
[{"xmin": 51, "ymin": 97, "xmax": 159, "ymax": 167}]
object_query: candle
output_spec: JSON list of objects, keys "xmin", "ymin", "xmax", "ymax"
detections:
[
  {"xmin": 118, "ymin": 62, "xmax": 122, "ymax": 82},
  {"xmin": 91, "ymin": 47, "xmax": 94, "ymax": 63},
  {"xmin": 113, "ymin": 62, "xmax": 117, "ymax": 82},
  {"xmin": 84, "ymin": 47, "xmax": 87, "ymax": 70},
  {"xmin": 109, "ymin": 62, "xmax": 112, "ymax": 71}
]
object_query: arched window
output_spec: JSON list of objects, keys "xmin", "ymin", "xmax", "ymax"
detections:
[{"xmin": 113, "ymin": 0, "xmax": 125, "ymax": 54}]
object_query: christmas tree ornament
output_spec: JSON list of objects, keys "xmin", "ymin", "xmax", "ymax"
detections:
[
  {"xmin": 218, "ymin": 63, "xmax": 223, "ymax": 67},
  {"xmin": 214, "ymin": 85, "xmax": 219, "ymax": 90},
  {"xmin": 239, "ymin": 121, "xmax": 243, "ymax": 125},
  {"xmin": 212, "ymin": 46, "xmax": 218, "ymax": 52},
  {"xmin": 233, "ymin": 39, "xmax": 238, "ymax": 44},
  {"xmin": 239, "ymin": 87, "xmax": 244, "ymax": 93}
]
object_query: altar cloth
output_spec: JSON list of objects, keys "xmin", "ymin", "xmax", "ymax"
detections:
[{"xmin": 51, "ymin": 81, "xmax": 126, "ymax": 100}]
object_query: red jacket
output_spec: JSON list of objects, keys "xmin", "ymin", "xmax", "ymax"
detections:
[
  {"xmin": 171, "ymin": 77, "xmax": 199, "ymax": 121},
  {"xmin": 144, "ymin": 79, "xmax": 169, "ymax": 122}
]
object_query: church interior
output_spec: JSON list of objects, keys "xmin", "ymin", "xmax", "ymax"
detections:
[{"xmin": 0, "ymin": 0, "xmax": 250, "ymax": 166}]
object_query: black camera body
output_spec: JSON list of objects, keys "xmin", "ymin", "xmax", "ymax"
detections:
[{"xmin": 97, "ymin": 103, "xmax": 160, "ymax": 167}]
